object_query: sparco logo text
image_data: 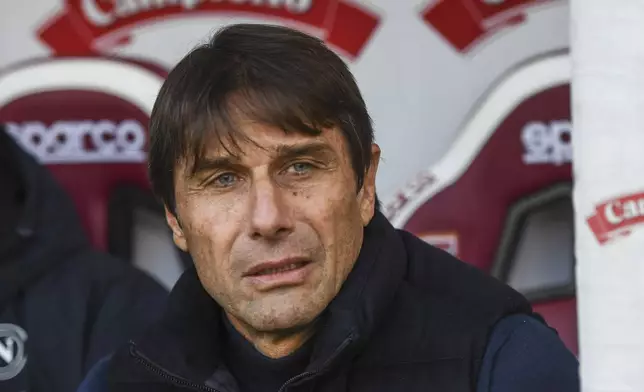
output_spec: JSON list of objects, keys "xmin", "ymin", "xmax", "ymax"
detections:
[{"xmin": 5, "ymin": 120, "xmax": 147, "ymax": 164}]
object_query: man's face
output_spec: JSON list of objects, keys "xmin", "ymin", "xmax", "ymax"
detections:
[{"xmin": 166, "ymin": 121, "xmax": 379, "ymax": 333}]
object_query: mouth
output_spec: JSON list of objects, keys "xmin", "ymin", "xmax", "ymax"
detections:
[{"xmin": 243, "ymin": 258, "xmax": 313, "ymax": 290}]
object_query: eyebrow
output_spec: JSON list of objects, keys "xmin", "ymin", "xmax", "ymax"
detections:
[
  {"xmin": 190, "ymin": 156, "xmax": 240, "ymax": 178},
  {"xmin": 273, "ymin": 141, "xmax": 335, "ymax": 161},
  {"xmin": 189, "ymin": 141, "xmax": 335, "ymax": 178}
]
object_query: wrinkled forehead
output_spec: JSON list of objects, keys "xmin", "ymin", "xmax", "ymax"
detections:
[
  {"xmin": 210, "ymin": 125, "xmax": 306, "ymax": 158},
  {"xmin": 196, "ymin": 122, "xmax": 350, "ymax": 168}
]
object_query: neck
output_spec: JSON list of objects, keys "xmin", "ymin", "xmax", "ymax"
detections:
[{"xmin": 225, "ymin": 312, "xmax": 317, "ymax": 359}]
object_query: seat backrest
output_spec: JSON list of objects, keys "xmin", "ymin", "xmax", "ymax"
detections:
[
  {"xmin": 0, "ymin": 56, "xmax": 185, "ymax": 290},
  {"xmin": 383, "ymin": 52, "xmax": 578, "ymax": 354}
]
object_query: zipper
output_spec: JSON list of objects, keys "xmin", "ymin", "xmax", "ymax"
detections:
[
  {"xmin": 277, "ymin": 369, "xmax": 316, "ymax": 392},
  {"xmin": 277, "ymin": 334, "xmax": 355, "ymax": 392},
  {"xmin": 130, "ymin": 344, "xmax": 222, "ymax": 392}
]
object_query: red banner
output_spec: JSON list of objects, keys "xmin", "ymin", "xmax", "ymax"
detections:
[
  {"xmin": 38, "ymin": 0, "xmax": 379, "ymax": 59},
  {"xmin": 421, "ymin": 0, "xmax": 559, "ymax": 52},
  {"xmin": 586, "ymin": 192, "xmax": 644, "ymax": 245}
]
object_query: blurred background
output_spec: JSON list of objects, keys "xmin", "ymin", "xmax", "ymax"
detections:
[{"xmin": 0, "ymin": 0, "xmax": 575, "ymax": 353}]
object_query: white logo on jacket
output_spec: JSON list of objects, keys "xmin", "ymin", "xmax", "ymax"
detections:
[{"xmin": 0, "ymin": 324, "xmax": 28, "ymax": 381}]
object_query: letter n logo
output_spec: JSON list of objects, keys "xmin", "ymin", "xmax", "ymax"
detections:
[{"xmin": 0, "ymin": 324, "xmax": 28, "ymax": 381}]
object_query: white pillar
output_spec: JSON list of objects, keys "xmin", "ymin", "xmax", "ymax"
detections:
[{"xmin": 572, "ymin": 1, "xmax": 644, "ymax": 391}]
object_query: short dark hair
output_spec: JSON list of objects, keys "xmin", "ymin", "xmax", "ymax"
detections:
[{"xmin": 148, "ymin": 23, "xmax": 378, "ymax": 214}]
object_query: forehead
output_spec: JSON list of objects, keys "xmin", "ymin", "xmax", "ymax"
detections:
[{"xmin": 202, "ymin": 121, "xmax": 347, "ymax": 161}]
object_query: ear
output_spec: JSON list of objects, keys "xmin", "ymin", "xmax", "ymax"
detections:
[
  {"xmin": 358, "ymin": 143, "xmax": 381, "ymax": 226},
  {"xmin": 165, "ymin": 206, "xmax": 188, "ymax": 252}
]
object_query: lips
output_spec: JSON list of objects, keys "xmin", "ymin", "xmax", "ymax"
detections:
[
  {"xmin": 244, "ymin": 258, "xmax": 310, "ymax": 277},
  {"xmin": 243, "ymin": 258, "xmax": 313, "ymax": 290}
]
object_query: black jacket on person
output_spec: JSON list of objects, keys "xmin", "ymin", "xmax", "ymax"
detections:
[
  {"xmin": 90, "ymin": 208, "xmax": 578, "ymax": 392},
  {"xmin": 0, "ymin": 126, "xmax": 168, "ymax": 392}
]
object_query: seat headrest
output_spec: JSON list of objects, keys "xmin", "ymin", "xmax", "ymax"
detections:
[{"xmin": 0, "ymin": 56, "xmax": 167, "ymax": 250}]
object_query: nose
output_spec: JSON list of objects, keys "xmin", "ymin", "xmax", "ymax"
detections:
[{"xmin": 248, "ymin": 178, "xmax": 294, "ymax": 240}]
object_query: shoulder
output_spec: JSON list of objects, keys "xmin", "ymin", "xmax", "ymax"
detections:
[
  {"xmin": 355, "ymin": 230, "xmax": 532, "ymax": 366},
  {"xmin": 56, "ymin": 248, "xmax": 168, "ymax": 303},
  {"xmin": 29, "ymin": 248, "xmax": 168, "ymax": 319},
  {"xmin": 476, "ymin": 314, "xmax": 579, "ymax": 392},
  {"xmin": 397, "ymin": 229, "xmax": 530, "ymax": 316}
]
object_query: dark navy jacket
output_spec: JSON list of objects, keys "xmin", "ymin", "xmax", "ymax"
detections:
[
  {"xmin": 77, "ymin": 212, "xmax": 579, "ymax": 392},
  {"xmin": 0, "ymin": 127, "xmax": 168, "ymax": 392},
  {"xmin": 79, "ymin": 314, "xmax": 578, "ymax": 392}
]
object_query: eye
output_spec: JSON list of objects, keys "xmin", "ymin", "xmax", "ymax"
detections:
[
  {"xmin": 212, "ymin": 172, "xmax": 238, "ymax": 187},
  {"xmin": 287, "ymin": 162, "xmax": 314, "ymax": 175}
]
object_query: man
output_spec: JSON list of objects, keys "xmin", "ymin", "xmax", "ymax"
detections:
[
  {"xmin": 0, "ymin": 125, "xmax": 168, "ymax": 392},
  {"xmin": 79, "ymin": 24, "xmax": 579, "ymax": 392}
]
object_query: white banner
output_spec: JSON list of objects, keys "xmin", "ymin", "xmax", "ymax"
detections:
[{"xmin": 572, "ymin": 1, "xmax": 644, "ymax": 391}]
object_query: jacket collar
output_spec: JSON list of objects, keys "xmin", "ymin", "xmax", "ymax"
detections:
[{"xmin": 119, "ymin": 211, "xmax": 407, "ymax": 386}]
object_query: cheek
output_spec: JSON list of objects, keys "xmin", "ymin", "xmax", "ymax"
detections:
[
  {"xmin": 294, "ymin": 176, "xmax": 363, "ymax": 277},
  {"xmin": 180, "ymin": 197, "xmax": 241, "ymax": 282},
  {"xmin": 294, "ymin": 168, "xmax": 358, "ymax": 215}
]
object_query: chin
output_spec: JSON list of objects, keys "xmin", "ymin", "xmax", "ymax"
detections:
[{"xmin": 247, "ymin": 299, "xmax": 324, "ymax": 333}]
